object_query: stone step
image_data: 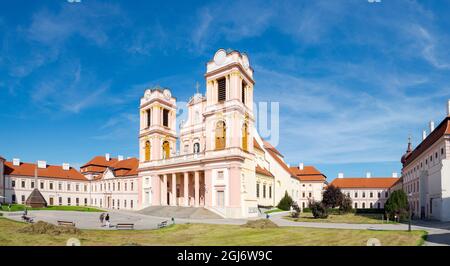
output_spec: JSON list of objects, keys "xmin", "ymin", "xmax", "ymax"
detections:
[{"xmin": 138, "ymin": 206, "xmax": 223, "ymax": 219}]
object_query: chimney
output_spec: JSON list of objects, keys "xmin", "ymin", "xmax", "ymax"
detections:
[
  {"xmin": 338, "ymin": 172, "xmax": 344, "ymax": 179},
  {"xmin": 366, "ymin": 172, "xmax": 371, "ymax": 178},
  {"xmin": 105, "ymin": 153, "xmax": 110, "ymax": 161},
  {"xmin": 62, "ymin": 163, "xmax": 70, "ymax": 171},
  {"xmin": 447, "ymin": 99, "xmax": 450, "ymax": 116},
  {"xmin": 392, "ymin": 172, "xmax": 398, "ymax": 178},
  {"xmin": 299, "ymin": 162, "xmax": 304, "ymax": 170},
  {"xmin": 118, "ymin": 155, "xmax": 124, "ymax": 161},
  {"xmin": 12, "ymin": 158, "xmax": 20, "ymax": 166},
  {"xmin": 429, "ymin": 121, "xmax": 435, "ymax": 132},
  {"xmin": 37, "ymin": 160, "xmax": 47, "ymax": 169},
  {"xmin": 422, "ymin": 130, "xmax": 427, "ymax": 141}
]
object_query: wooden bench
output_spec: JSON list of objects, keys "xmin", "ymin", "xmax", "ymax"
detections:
[
  {"xmin": 116, "ymin": 223, "xmax": 134, "ymax": 230},
  {"xmin": 157, "ymin": 220, "xmax": 168, "ymax": 229},
  {"xmin": 57, "ymin": 220, "xmax": 75, "ymax": 227}
]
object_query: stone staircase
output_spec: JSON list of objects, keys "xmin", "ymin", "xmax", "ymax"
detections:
[{"xmin": 138, "ymin": 206, "xmax": 223, "ymax": 219}]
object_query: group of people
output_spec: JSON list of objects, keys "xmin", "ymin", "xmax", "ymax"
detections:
[{"xmin": 99, "ymin": 213, "xmax": 110, "ymax": 228}]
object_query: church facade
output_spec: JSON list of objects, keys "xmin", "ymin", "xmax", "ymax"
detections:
[
  {"xmin": 0, "ymin": 49, "xmax": 327, "ymax": 219},
  {"xmin": 137, "ymin": 49, "xmax": 326, "ymax": 218}
]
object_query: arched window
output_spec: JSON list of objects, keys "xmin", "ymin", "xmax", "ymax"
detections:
[
  {"xmin": 163, "ymin": 141, "xmax": 170, "ymax": 159},
  {"xmin": 242, "ymin": 123, "xmax": 248, "ymax": 151},
  {"xmin": 215, "ymin": 121, "xmax": 226, "ymax": 150},
  {"xmin": 145, "ymin": 141, "xmax": 151, "ymax": 161}
]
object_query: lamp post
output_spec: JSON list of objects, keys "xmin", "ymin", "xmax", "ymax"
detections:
[{"xmin": 408, "ymin": 193, "xmax": 412, "ymax": 232}]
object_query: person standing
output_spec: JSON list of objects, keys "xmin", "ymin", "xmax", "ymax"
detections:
[
  {"xmin": 99, "ymin": 213, "xmax": 105, "ymax": 227},
  {"xmin": 105, "ymin": 213, "xmax": 110, "ymax": 228}
]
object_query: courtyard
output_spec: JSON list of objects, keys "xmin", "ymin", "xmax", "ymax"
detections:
[{"xmin": 0, "ymin": 215, "xmax": 426, "ymax": 246}]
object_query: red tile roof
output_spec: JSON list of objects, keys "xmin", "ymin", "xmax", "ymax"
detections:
[
  {"xmin": 94, "ymin": 158, "xmax": 138, "ymax": 180},
  {"xmin": 264, "ymin": 147, "xmax": 296, "ymax": 178},
  {"xmin": 263, "ymin": 141, "xmax": 284, "ymax": 158},
  {"xmin": 403, "ymin": 116, "xmax": 450, "ymax": 167},
  {"xmin": 4, "ymin": 161, "xmax": 87, "ymax": 181},
  {"xmin": 80, "ymin": 155, "xmax": 118, "ymax": 169},
  {"xmin": 253, "ymin": 138, "xmax": 264, "ymax": 152},
  {"xmin": 289, "ymin": 166, "xmax": 327, "ymax": 182},
  {"xmin": 255, "ymin": 165, "xmax": 274, "ymax": 177},
  {"xmin": 330, "ymin": 177, "xmax": 400, "ymax": 189}
]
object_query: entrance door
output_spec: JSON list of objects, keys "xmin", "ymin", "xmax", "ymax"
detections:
[
  {"xmin": 216, "ymin": 191, "xmax": 225, "ymax": 208},
  {"xmin": 49, "ymin": 197, "xmax": 54, "ymax": 206}
]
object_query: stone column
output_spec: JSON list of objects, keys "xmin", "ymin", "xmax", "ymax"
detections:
[
  {"xmin": 195, "ymin": 171, "xmax": 200, "ymax": 207},
  {"xmin": 184, "ymin": 172, "xmax": 189, "ymax": 207},
  {"xmin": 162, "ymin": 174, "xmax": 168, "ymax": 206},
  {"xmin": 171, "ymin": 173, "xmax": 177, "ymax": 206}
]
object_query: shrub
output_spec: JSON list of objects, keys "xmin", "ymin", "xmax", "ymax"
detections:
[
  {"xmin": 309, "ymin": 201, "xmax": 328, "ymax": 219},
  {"xmin": 291, "ymin": 202, "xmax": 301, "ymax": 218},
  {"xmin": 339, "ymin": 194, "xmax": 353, "ymax": 213},
  {"xmin": 18, "ymin": 221, "xmax": 80, "ymax": 235},
  {"xmin": 322, "ymin": 185, "xmax": 344, "ymax": 208},
  {"xmin": 277, "ymin": 191, "xmax": 293, "ymax": 211}
]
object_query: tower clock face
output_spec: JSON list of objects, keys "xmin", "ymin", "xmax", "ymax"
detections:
[
  {"xmin": 163, "ymin": 89, "xmax": 171, "ymax": 100},
  {"xmin": 213, "ymin": 49, "xmax": 227, "ymax": 66}
]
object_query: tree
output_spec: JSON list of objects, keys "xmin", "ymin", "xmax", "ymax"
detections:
[
  {"xmin": 384, "ymin": 190, "xmax": 408, "ymax": 221},
  {"xmin": 322, "ymin": 185, "xmax": 344, "ymax": 208},
  {"xmin": 339, "ymin": 194, "xmax": 353, "ymax": 213},
  {"xmin": 309, "ymin": 200, "xmax": 328, "ymax": 219},
  {"xmin": 277, "ymin": 191, "xmax": 293, "ymax": 211}
]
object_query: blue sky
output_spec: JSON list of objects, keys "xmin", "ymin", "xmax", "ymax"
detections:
[{"xmin": 1, "ymin": 0, "xmax": 450, "ymax": 182}]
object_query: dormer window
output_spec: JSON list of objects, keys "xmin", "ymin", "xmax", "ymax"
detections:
[{"xmin": 218, "ymin": 77, "xmax": 226, "ymax": 102}]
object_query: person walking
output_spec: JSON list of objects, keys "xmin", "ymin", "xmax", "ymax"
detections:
[
  {"xmin": 105, "ymin": 213, "xmax": 110, "ymax": 228},
  {"xmin": 99, "ymin": 213, "xmax": 105, "ymax": 227}
]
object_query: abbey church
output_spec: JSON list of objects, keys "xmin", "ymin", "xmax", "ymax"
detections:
[{"xmin": 0, "ymin": 49, "xmax": 327, "ymax": 219}]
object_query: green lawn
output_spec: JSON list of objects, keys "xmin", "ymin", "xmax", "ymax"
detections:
[
  {"xmin": 0, "ymin": 204, "xmax": 103, "ymax": 212},
  {"xmin": 0, "ymin": 217, "xmax": 426, "ymax": 246},
  {"xmin": 286, "ymin": 212, "xmax": 397, "ymax": 224}
]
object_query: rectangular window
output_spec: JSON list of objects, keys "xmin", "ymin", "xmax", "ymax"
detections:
[
  {"xmin": 84, "ymin": 198, "xmax": 87, "ymax": 206},
  {"xmin": 58, "ymin": 183, "xmax": 62, "ymax": 190},
  {"xmin": 21, "ymin": 195, "xmax": 25, "ymax": 204},
  {"xmin": 67, "ymin": 198, "xmax": 71, "ymax": 206},
  {"xmin": 218, "ymin": 77, "xmax": 226, "ymax": 102},
  {"xmin": 269, "ymin": 186, "xmax": 272, "ymax": 198},
  {"xmin": 31, "ymin": 181, "xmax": 34, "ymax": 189},
  {"xmin": 355, "ymin": 192, "xmax": 358, "ymax": 198},
  {"xmin": 58, "ymin": 197, "xmax": 62, "ymax": 206},
  {"xmin": 21, "ymin": 181, "xmax": 25, "ymax": 188},
  {"xmin": 163, "ymin": 109, "xmax": 169, "ymax": 127},
  {"xmin": 40, "ymin": 182, "xmax": 44, "ymax": 190},
  {"xmin": 49, "ymin": 183, "xmax": 53, "ymax": 190},
  {"xmin": 146, "ymin": 109, "xmax": 151, "ymax": 127},
  {"xmin": 256, "ymin": 183, "xmax": 260, "ymax": 198},
  {"xmin": 76, "ymin": 198, "xmax": 79, "ymax": 206},
  {"xmin": 241, "ymin": 80, "xmax": 246, "ymax": 104},
  {"xmin": 76, "ymin": 184, "xmax": 79, "ymax": 192},
  {"xmin": 263, "ymin": 184, "xmax": 266, "ymax": 198},
  {"xmin": 131, "ymin": 200, "xmax": 134, "ymax": 209},
  {"xmin": 370, "ymin": 192, "xmax": 373, "ymax": 198},
  {"xmin": 12, "ymin": 180, "xmax": 15, "ymax": 188},
  {"xmin": 131, "ymin": 182, "xmax": 134, "ymax": 191},
  {"xmin": 67, "ymin": 184, "xmax": 71, "ymax": 191},
  {"xmin": 217, "ymin": 171, "xmax": 224, "ymax": 180}
]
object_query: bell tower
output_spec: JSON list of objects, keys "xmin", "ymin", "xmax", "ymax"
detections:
[
  {"xmin": 139, "ymin": 88, "xmax": 177, "ymax": 162},
  {"xmin": 204, "ymin": 49, "xmax": 255, "ymax": 153}
]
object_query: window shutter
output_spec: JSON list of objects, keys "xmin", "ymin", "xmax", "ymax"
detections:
[{"xmin": 218, "ymin": 78, "xmax": 226, "ymax": 102}]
